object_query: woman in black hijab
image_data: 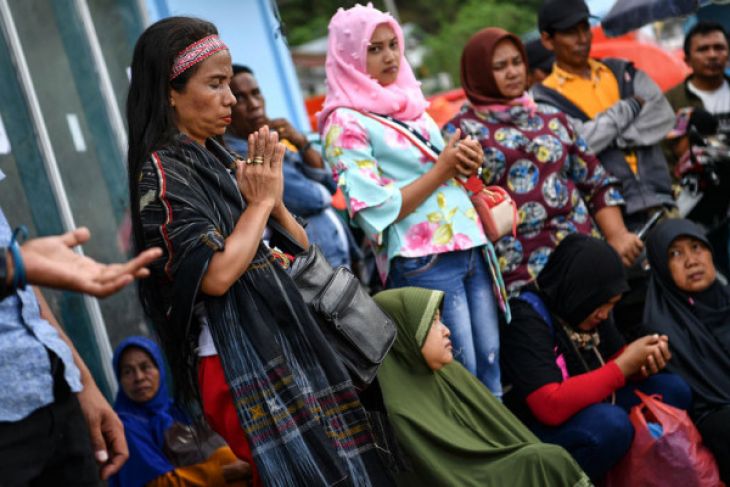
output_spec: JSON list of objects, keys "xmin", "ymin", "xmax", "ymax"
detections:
[
  {"xmin": 501, "ymin": 234, "xmax": 692, "ymax": 482},
  {"xmin": 645, "ymin": 218, "xmax": 730, "ymax": 482}
]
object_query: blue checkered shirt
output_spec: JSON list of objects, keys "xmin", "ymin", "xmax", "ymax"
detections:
[{"xmin": 0, "ymin": 177, "xmax": 81, "ymax": 421}]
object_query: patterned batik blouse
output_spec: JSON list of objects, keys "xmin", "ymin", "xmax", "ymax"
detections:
[
  {"xmin": 322, "ymin": 107, "xmax": 489, "ymax": 283},
  {"xmin": 444, "ymin": 103, "xmax": 624, "ymax": 295}
]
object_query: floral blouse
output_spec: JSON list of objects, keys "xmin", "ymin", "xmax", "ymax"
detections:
[
  {"xmin": 322, "ymin": 108, "xmax": 488, "ymax": 282},
  {"xmin": 444, "ymin": 103, "xmax": 624, "ymax": 295}
]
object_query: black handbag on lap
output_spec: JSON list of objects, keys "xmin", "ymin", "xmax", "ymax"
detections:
[
  {"xmin": 162, "ymin": 421, "xmax": 227, "ymax": 467},
  {"xmin": 269, "ymin": 220, "xmax": 396, "ymax": 386}
]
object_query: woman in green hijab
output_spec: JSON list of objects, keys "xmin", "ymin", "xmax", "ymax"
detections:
[{"xmin": 374, "ymin": 287, "xmax": 591, "ymax": 486}]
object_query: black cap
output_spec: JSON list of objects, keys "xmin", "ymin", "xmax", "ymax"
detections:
[{"xmin": 538, "ymin": 0, "xmax": 591, "ymax": 33}]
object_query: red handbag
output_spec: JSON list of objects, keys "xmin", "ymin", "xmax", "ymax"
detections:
[{"xmin": 462, "ymin": 176, "xmax": 517, "ymax": 242}]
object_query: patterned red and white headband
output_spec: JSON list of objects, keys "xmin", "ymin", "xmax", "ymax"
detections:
[{"xmin": 170, "ymin": 34, "xmax": 228, "ymax": 80}]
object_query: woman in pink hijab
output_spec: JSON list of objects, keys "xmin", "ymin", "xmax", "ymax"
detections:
[{"xmin": 320, "ymin": 3, "xmax": 510, "ymax": 397}]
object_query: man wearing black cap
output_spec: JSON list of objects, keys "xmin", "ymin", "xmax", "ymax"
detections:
[
  {"xmin": 533, "ymin": 0, "xmax": 676, "ymax": 232},
  {"xmin": 533, "ymin": 0, "xmax": 677, "ymax": 338}
]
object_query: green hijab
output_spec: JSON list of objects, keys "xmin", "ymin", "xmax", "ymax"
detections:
[{"xmin": 374, "ymin": 287, "xmax": 591, "ymax": 487}]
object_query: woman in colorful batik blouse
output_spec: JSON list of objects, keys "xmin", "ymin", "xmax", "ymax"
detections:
[
  {"xmin": 319, "ymin": 4, "xmax": 509, "ymax": 397},
  {"xmin": 445, "ymin": 27, "xmax": 642, "ymax": 296}
]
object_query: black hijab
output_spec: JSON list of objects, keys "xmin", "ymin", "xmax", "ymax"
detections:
[
  {"xmin": 645, "ymin": 218, "xmax": 730, "ymax": 413},
  {"xmin": 537, "ymin": 234, "xmax": 629, "ymax": 329}
]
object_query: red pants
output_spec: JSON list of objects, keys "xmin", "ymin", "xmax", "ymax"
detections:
[{"xmin": 199, "ymin": 355, "xmax": 262, "ymax": 487}]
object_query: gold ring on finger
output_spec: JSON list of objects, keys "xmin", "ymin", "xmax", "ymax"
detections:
[{"xmin": 254, "ymin": 156, "xmax": 264, "ymax": 164}]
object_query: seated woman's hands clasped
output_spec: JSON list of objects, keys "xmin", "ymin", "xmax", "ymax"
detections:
[{"xmin": 614, "ymin": 334, "xmax": 671, "ymax": 378}]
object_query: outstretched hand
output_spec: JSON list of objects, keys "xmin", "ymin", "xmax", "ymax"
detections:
[{"xmin": 20, "ymin": 227, "xmax": 162, "ymax": 297}]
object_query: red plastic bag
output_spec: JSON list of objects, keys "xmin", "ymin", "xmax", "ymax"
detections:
[{"xmin": 605, "ymin": 391, "xmax": 724, "ymax": 487}]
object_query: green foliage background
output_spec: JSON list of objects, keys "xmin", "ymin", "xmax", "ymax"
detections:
[
  {"xmin": 278, "ymin": 0, "xmax": 540, "ymax": 86},
  {"xmin": 421, "ymin": 0, "xmax": 536, "ymax": 82}
]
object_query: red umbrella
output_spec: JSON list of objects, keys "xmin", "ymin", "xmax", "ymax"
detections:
[{"xmin": 590, "ymin": 28, "xmax": 690, "ymax": 91}]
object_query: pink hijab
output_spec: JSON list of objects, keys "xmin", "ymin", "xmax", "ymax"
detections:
[{"xmin": 317, "ymin": 3, "xmax": 429, "ymax": 131}]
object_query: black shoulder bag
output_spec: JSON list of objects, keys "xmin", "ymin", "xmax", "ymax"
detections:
[{"xmin": 268, "ymin": 219, "xmax": 396, "ymax": 387}]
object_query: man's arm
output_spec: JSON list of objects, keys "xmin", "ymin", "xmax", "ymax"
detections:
[
  {"xmin": 281, "ymin": 162, "xmax": 333, "ymax": 217},
  {"xmin": 268, "ymin": 118, "xmax": 325, "ymax": 169},
  {"xmin": 34, "ymin": 288, "xmax": 128, "ymax": 480},
  {"xmin": 566, "ymin": 97, "xmax": 643, "ymax": 153},
  {"xmin": 615, "ymin": 69, "xmax": 676, "ymax": 147},
  {"xmin": 298, "ymin": 142, "xmax": 325, "ymax": 169},
  {"xmin": 594, "ymin": 205, "xmax": 643, "ymax": 267},
  {"xmin": 9, "ymin": 227, "xmax": 161, "ymax": 297}
]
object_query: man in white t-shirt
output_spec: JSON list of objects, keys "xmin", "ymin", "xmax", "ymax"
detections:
[
  {"xmin": 666, "ymin": 21, "xmax": 730, "ymax": 162},
  {"xmin": 665, "ymin": 22, "xmax": 730, "ymax": 282}
]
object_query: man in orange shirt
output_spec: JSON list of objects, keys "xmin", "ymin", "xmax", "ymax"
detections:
[
  {"xmin": 533, "ymin": 0, "xmax": 676, "ymax": 232},
  {"xmin": 532, "ymin": 0, "xmax": 677, "ymax": 336}
]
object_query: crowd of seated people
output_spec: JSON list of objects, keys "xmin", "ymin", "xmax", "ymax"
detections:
[
  {"xmin": 501, "ymin": 234, "xmax": 692, "ymax": 482},
  {"xmin": 6, "ymin": 1, "xmax": 730, "ymax": 486}
]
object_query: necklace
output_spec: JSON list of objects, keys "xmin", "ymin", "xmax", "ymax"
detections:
[{"xmin": 561, "ymin": 323, "xmax": 616, "ymax": 405}]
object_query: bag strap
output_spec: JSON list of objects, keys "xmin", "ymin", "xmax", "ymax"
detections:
[
  {"xmin": 363, "ymin": 110, "xmax": 519, "ymax": 238},
  {"xmin": 517, "ymin": 291, "xmax": 555, "ymax": 336},
  {"xmin": 531, "ymin": 84, "xmax": 591, "ymax": 122},
  {"xmin": 361, "ymin": 111, "xmax": 486, "ymax": 193},
  {"xmin": 516, "ymin": 290, "xmax": 570, "ymax": 381},
  {"xmin": 601, "ymin": 58, "xmax": 636, "ymax": 98},
  {"xmin": 360, "ymin": 111, "xmax": 442, "ymax": 160}
]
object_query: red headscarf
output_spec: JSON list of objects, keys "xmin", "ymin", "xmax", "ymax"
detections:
[{"xmin": 460, "ymin": 27, "xmax": 528, "ymax": 106}]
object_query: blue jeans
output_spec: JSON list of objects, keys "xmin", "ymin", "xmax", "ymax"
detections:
[
  {"xmin": 527, "ymin": 373, "xmax": 693, "ymax": 482},
  {"xmin": 388, "ymin": 247, "xmax": 501, "ymax": 397}
]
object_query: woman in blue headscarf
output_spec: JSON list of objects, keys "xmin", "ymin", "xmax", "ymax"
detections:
[{"xmin": 109, "ymin": 336, "xmax": 249, "ymax": 487}]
